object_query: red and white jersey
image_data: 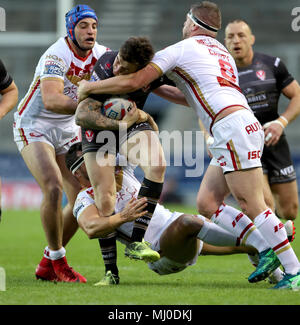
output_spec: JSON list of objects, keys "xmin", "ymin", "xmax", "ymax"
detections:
[
  {"xmin": 14, "ymin": 37, "xmax": 108, "ymax": 128},
  {"xmin": 150, "ymin": 35, "xmax": 250, "ymax": 134}
]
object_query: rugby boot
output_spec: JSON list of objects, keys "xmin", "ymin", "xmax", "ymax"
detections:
[
  {"xmin": 35, "ymin": 256, "xmax": 59, "ymax": 282},
  {"xmin": 94, "ymin": 271, "xmax": 120, "ymax": 286},
  {"xmin": 125, "ymin": 239, "xmax": 160, "ymax": 263},
  {"xmin": 52, "ymin": 256, "xmax": 87, "ymax": 283},
  {"xmin": 248, "ymin": 248, "xmax": 281, "ymax": 283},
  {"xmin": 272, "ymin": 271, "xmax": 300, "ymax": 290}
]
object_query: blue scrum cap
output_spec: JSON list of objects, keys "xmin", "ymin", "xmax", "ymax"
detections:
[{"xmin": 65, "ymin": 4, "xmax": 98, "ymax": 42}]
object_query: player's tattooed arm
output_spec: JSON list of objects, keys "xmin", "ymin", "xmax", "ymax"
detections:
[
  {"xmin": 75, "ymin": 97, "xmax": 121, "ymax": 130},
  {"xmin": 76, "ymin": 97, "xmax": 141, "ymax": 130}
]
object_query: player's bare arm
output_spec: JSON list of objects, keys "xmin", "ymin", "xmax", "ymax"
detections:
[
  {"xmin": 77, "ymin": 64, "xmax": 161, "ymax": 101},
  {"xmin": 153, "ymin": 85, "xmax": 189, "ymax": 107},
  {"xmin": 40, "ymin": 79, "xmax": 78, "ymax": 115},
  {"xmin": 78, "ymin": 197, "xmax": 147, "ymax": 239},
  {"xmin": 0, "ymin": 81, "xmax": 18, "ymax": 119},
  {"xmin": 75, "ymin": 97, "xmax": 146, "ymax": 130},
  {"xmin": 264, "ymin": 80, "xmax": 300, "ymax": 146}
]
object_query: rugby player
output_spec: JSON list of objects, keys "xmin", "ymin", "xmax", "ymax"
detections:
[
  {"xmin": 13, "ymin": 5, "xmax": 109, "ymax": 282},
  {"xmin": 0, "ymin": 59, "xmax": 18, "ymax": 221},
  {"xmin": 224, "ymin": 20, "xmax": 300, "ymax": 221},
  {"xmin": 76, "ymin": 2, "xmax": 300, "ymax": 289},
  {"xmin": 75, "ymin": 37, "xmax": 176, "ymax": 277},
  {"xmin": 66, "ymin": 142, "xmax": 286, "ymax": 286}
]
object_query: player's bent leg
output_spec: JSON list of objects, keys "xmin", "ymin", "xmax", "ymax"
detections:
[
  {"xmin": 271, "ymin": 180, "xmax": 299, "ymax": 220},
  {"xmin": 159, "ymin": 214, "xmax": 200, "ymax": 264},
  {"xmin": 84, "ymin": 151, "xmax": 116, "ymax": 216},
  {"xmin": 225, "ymin": 167, "xmax": 267, "ymax": 219},
  {"xmin": 21, "ymin": 142, "xmax": 64, "ymax": 250},
  {"xmin": 122, "ymin": 130, "xmax": 165, "ymax": 253},
  {"xmin": 123, "ymin": 130, "xmax": 166, "ymax": 183},
  {"xmin": 197, "ymin": 165, "xmax": 230, "ymax": 218},
  {"xmin": 84, "ymin": 152, "xmax": 119, "ymax": 278},
  {"xmin": 22, "ymin": 143, "xmax": 87, "ymax": 283}
]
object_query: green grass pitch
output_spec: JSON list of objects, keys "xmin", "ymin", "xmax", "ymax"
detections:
[{"xmin": 0, "ymin": 204, "xmax": 300, "ymax": 305}]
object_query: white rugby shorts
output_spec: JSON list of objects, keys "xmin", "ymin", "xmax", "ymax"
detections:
[
  {"xmin": 209, "ymin": 109, "xmax": 264, "ymax": 173},
  {"xmin": 13, "ymin": 120, "xmax": 81, "ymax": 155}
]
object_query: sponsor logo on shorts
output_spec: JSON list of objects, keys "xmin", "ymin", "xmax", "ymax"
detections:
[
  {"xmin": 245, "ymin": 121, "xmax": 262, "ymax": 134},
  {"xmin": 29, "ymin": 132, "xmax": 43, "ymax": 138},
  {"xmin": 248, "ymin": 150, "xmax": 261, "ymax": 160},
  {"xmin": 85, "ymin": 130, "xmax": 94, "ymax": 143},
  {"xmin": 280, "ymin": 165, "xmax": 295, "ymax": 176},
  {"xmin": 69, "ymin": 136, "xmax": 79, "ymax": 144}
]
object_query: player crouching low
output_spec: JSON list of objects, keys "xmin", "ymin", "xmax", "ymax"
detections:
[{"xmin": 64, "ymin": 142, "xmax": 297, "ymax": 289}]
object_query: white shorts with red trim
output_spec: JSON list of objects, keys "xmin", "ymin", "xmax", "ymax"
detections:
[
  {"xmin": 209, "ymin": 109, "xmax": 264, "ymax": 173},
  {"xmin": 13, "ymin": 121, "xmax": 81, "ymax": 155}
]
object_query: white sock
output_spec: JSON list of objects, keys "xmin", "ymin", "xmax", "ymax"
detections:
[
  {"xmin": 211, "ymin": 203, "xmax": 269, "ymax": 253},
  {"xmin": 48, "ymin": 247, "xmax": 66, "ymax": 261},
  {"xmin": 254, "ymin": 209, "xmax": 300, "ymax": 275},
  {"xmin": 197, "ymin": 217, "xmax": 238, "ymax": 246}
]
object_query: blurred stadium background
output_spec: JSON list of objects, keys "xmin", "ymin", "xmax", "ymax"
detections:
[{"xmin": 0, "ymin": 0, "xmax": 299, "ymax": 208}]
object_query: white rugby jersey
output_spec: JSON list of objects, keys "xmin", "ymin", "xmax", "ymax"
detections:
[
  {"xmin": 150, "ymin": 35, "xmax": 250, "ymax": 134},
  {"xmin": 73, "ymin": 162, "xmax": 181, "ymax": 245},
  {"xmin": 14, "ymin": 37, "xmax": 108, "ymax": 128}
]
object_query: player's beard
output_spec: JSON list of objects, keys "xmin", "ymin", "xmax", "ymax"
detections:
[{"xmin": 77, "ymin": 37, "xmax": 96, "ymax": 51}]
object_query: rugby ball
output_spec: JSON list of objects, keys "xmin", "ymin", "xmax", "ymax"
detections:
[{"xmin": 101, "ymin": 97, "xmax": 134, "ymax": 120}]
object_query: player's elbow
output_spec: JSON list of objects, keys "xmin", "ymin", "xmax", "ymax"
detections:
[
  {"xmin": 43, "ymin": 97, "xmax": 57, "ymax": 112},
  {"xmin": 83, "ymin": 220, "xmax": 105, "ymax": 239},
  {"xmin": 75, "ymin": 107, "xmax": 84, "ymax": 126}
]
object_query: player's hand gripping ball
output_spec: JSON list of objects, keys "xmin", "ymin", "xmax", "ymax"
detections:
[{"xmin": 101, "ymin": 97, "xmax": 134, "ymax": 120}]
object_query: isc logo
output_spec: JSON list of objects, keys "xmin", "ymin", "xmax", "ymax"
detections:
[{"xmin": 248, "ymin": 150, "xmax": 261, "ymax": 160}]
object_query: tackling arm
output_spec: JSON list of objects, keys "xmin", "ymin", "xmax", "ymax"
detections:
[
  {"xmin": 77, "ymin": 64, "xmax": 161, "ymax": 102},
  {"xmin": 77, "ymin": 197, "xmax": 147, "ymax": 239}
]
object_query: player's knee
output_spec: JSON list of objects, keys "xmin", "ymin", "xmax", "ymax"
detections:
[
  {"xmin": 42, "ymin": 178, "xmax": 63, "ymax": 203},
  {"xmin": 197, "ymin": 196, "xmax": 216, "ymax": 218},
  {"xmin": 150, "ymin": 164, "xmax": 166, "ymax": 179},
  {"xmin": 280, "ymin": 202, "xmax": 298, "ymax": 220},
  {"xmin": 178, "ymin": 214, "xmax": 200, "ymax": 233}
]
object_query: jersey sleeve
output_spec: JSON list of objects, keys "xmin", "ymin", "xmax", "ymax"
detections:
[
  {"xmin": 73, "ymin": 190, "xmax": 95, "ymax": 220},
  {"xmin": 150, "ymin": 42, "xmax": 184, "ymax": 75},
  {"xmin": 0, "ymin": 59, "xmax": 13, "ymax": 91},
  {"xmin": 274, "ymin": 58, "xmax": 294, "ymax": 91},
  {"xmin": 39, "ymin": 52, "xmax": 68, "ymax": 82}
]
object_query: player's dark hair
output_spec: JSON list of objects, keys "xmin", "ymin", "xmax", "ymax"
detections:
[
  {"xmin": 119, "ymin": 36, "xmax": 154, "ymax": 70},
  {"xmin": 65, "ymin": 142, "xmax": 83, "ymax": 172},
  {"xmin": 191, "ymin": 1, "xmax": 222, "ymax": 30}
]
